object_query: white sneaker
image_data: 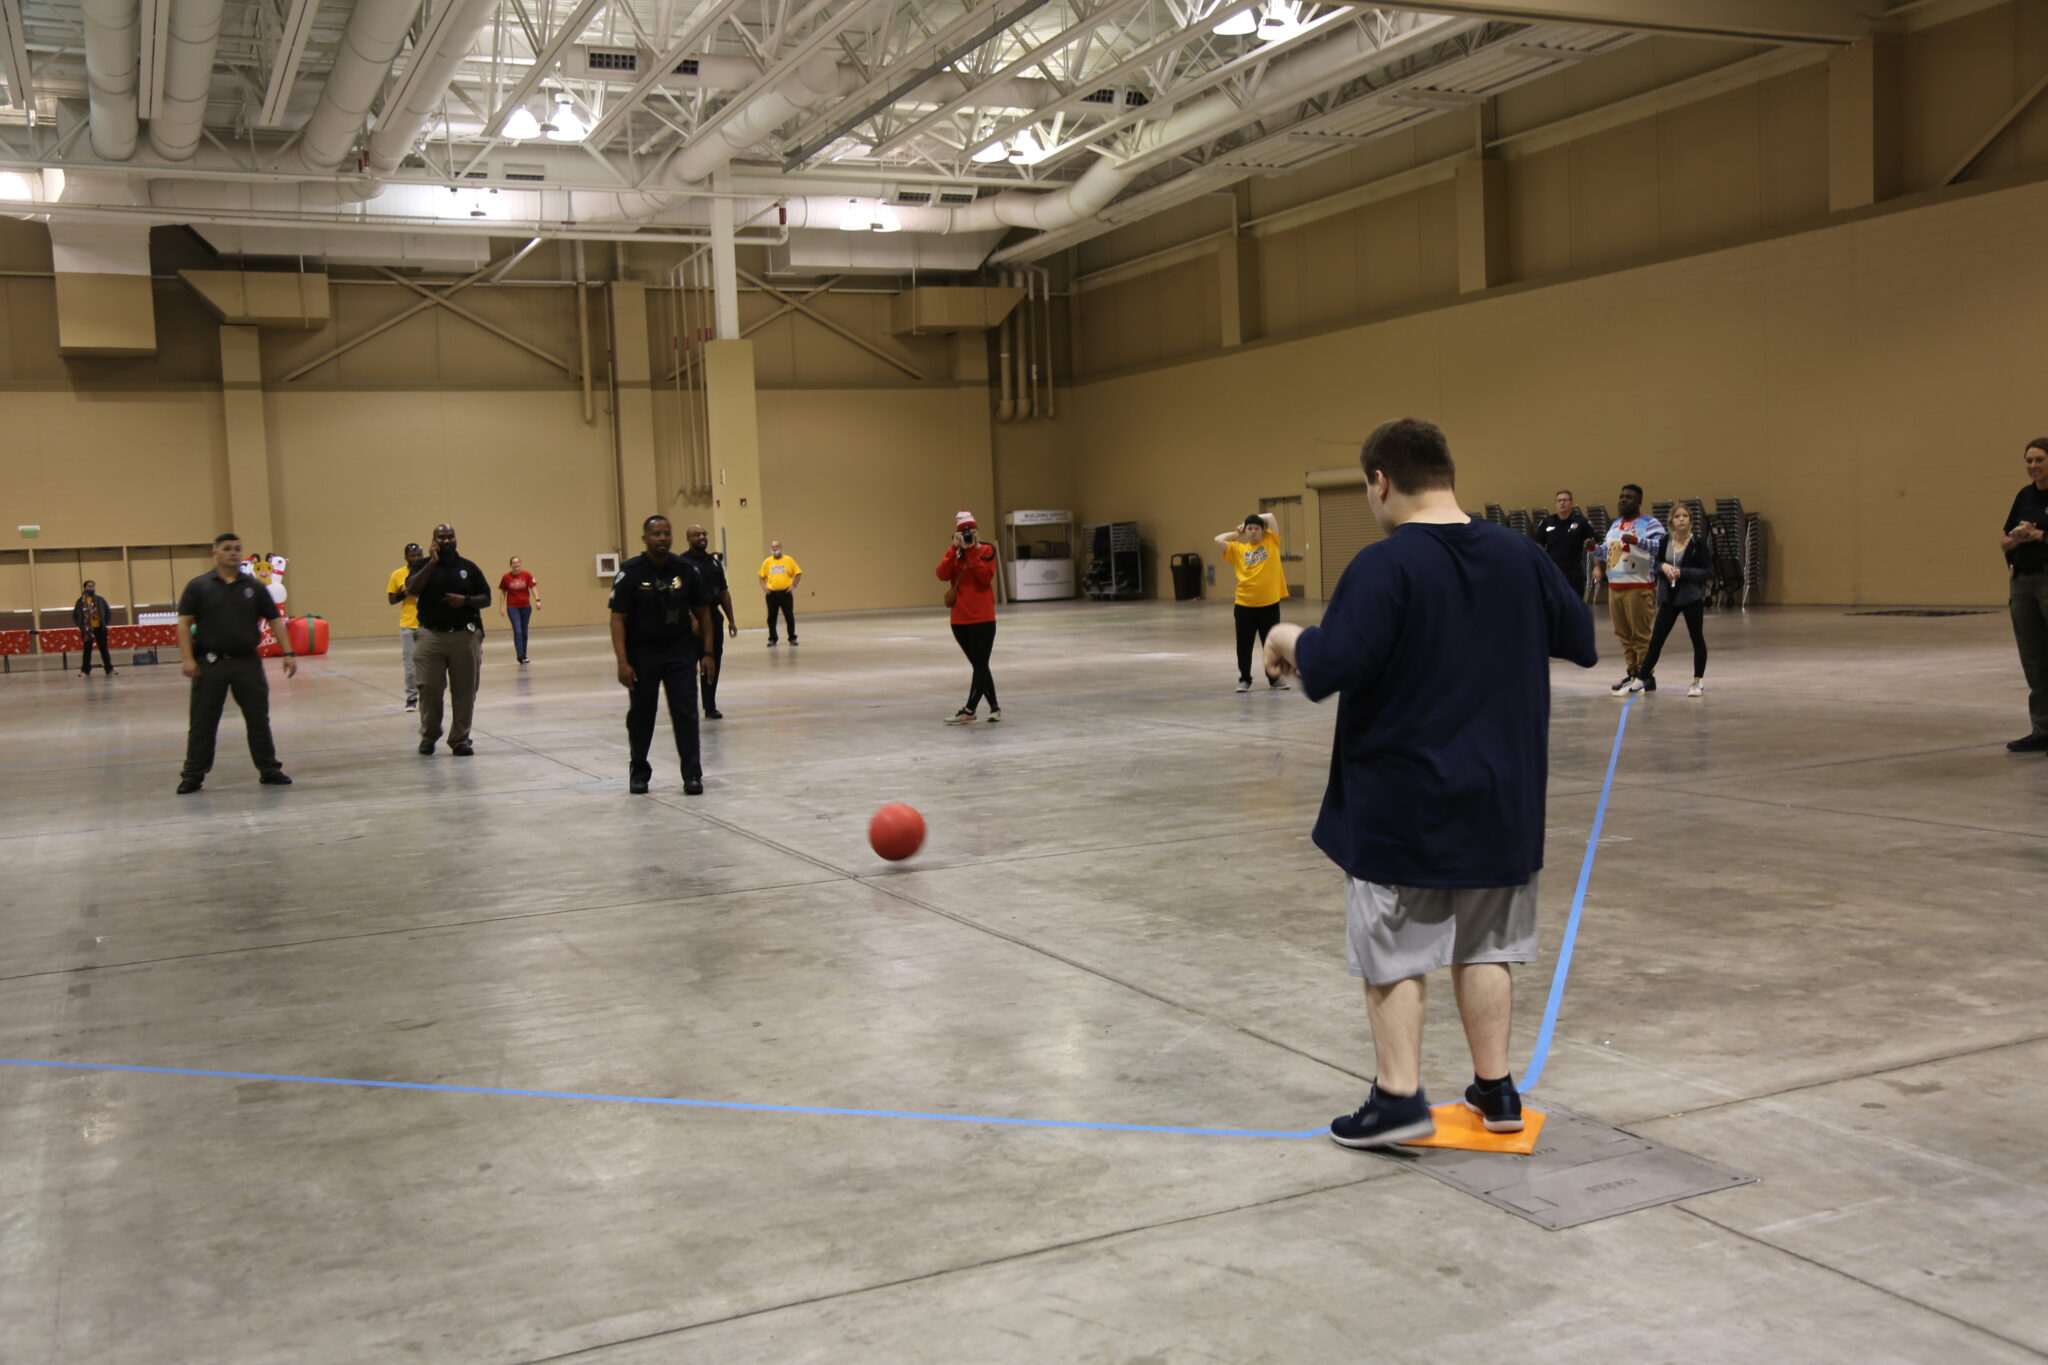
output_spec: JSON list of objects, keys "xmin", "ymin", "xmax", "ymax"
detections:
[
  {"xmin": 1624, "ymin": 677, "xmax": 1645, "ymax": 694},
  {"xmin": 1236, "ymin": 679, "xmax": 1253, "ymax": 693},
  {"xmin": 946, "ymin": 709, "xmax": 977, "ymax": 725},
  {"xmin": 1687, "ymin": 680, "xmax": 1704, "ymax": 698}
]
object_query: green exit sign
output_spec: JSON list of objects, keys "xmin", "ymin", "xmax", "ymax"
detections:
[{"xmin": 17, "ymin": 525, "xmax": 38, "ymax": 540}]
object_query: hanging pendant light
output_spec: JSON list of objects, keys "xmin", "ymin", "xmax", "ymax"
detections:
[
  {"xmin": 502, "ymin": 99, "xmax": 543, "ymax": 142},
  {"xmin": 545, "ymin": 93, "xmax": 588, "ymax": 143},
  {"xmin": 1213, "ymin": 3, "xmax": 1257, "ymax": 36}
]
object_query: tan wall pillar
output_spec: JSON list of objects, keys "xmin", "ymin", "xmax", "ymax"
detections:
[
  {"xmin": 1828, "ymin": 36, "xmax": 1902, "ymax": 212},
  {"xmin": 219, "ymin": 325, "xmax": 276, "ymax": 549},
  {"xmin": 1218, "ymin": 238, "xmax": 1261, "ymax": 348},
  {"xmin": 704, "ymin": 339, "xmax": 764, "ymax": 625},
  {"xmin": 1456, "ymin": 159, "xmax": 1510, "ymax": 295},
  {"xmin": 609, "ymin": 282, "xmax": 659, "ymax": 544}
]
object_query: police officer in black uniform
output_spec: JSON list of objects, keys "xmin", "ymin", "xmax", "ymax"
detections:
[
  {"xmin": 175, "ymin": 531, "xmax": 297, "ymax": 794},
  {"xmin": 1533, "ymin": 488, "xmax": 1596, "ymax": 595},
  {"xmin": 611, "ymin": 515, "xmax": 715, "ymax": 794},
  {"xmin": 682, "ymin": 523, "xmax": 739, "ymax": 720}
]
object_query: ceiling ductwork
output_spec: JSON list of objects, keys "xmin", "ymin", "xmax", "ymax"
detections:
[
  {"xmin": 81, "ymin": 0, "xmax": 139, "ymax": 161},
  {"xmin": 284, "ymin": 0, "xmax": 429, "ymax": 172},
  {"xmin": 149, "ymin": 0, "xmax": 228, "ymax": 161}
]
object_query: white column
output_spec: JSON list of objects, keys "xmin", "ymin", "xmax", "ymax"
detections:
[{"xmin": 710, "ymin": 170, "xmax": 741, "ymax": 340}]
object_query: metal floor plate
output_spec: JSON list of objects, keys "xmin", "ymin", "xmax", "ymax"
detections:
[{"xmin": 1392, "ymin": 1102, "xmax": 1754, "ymax": 1230}]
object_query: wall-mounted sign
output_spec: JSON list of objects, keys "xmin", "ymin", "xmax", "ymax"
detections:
[{"xmin": 1007, "ymin": 509, "xmax": 1072, "ymax": 526}]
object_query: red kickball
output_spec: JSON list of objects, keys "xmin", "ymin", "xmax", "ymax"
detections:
[{"xmin": 868, "ymin": 802, "xmax": 926, "ymax": 862}]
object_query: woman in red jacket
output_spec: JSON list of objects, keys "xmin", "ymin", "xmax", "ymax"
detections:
[{"xmin": 937, "ymin": 510, "xmax": 1001, "ymax": 724}]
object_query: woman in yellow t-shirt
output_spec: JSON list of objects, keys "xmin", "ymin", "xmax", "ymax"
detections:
[{"xmin": 1214, "ymin": 513, "xmax": 1291, "ymax": 693}]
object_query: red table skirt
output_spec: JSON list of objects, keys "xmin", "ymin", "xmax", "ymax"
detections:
[{"xmin": 3, "ymin": 623, "xmax": 184, "ymax": 656}]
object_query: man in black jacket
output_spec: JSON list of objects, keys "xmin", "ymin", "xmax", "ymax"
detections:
[
  {"xmin": 73, "ymin": 580, "xmax": 114, "ymax": 676},
  {"xmin": 1531, "ymin": 490, "xmax": 1594, "ymax": 596},
  {"xmin": 406, "ymin": 523, "xmax": 491, "ymax": 757}
]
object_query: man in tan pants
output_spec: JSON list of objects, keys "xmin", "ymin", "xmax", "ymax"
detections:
[
  {"xmin": 405, "ymin": 523, "xmax": 492, "ymax": 756},
  {"xmin": 1592, "ymin": 483, "xmax": 1664, "ymax": 695}
]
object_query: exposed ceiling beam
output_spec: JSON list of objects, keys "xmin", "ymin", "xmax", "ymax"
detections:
[
  {"xmin": 861, "ymin": 0, "xmax": 1158, "ymax": 163},
  {"xmin": 1353, "ymin": 0, "xmax": 1879, "ymax": 44},
  {"xmin": 257, "ymin": 0, "xmax": 325, "ymax": 128},
  {"xmin": 780, "ymin": 0, "xmax": 1062, "ymax": 171},
  {"xmin": 0, "ymin": 0, "xmax": 34, "ymax": 111},
  {"xmin": 648, "ymin": 0, "xmax": 890, "ymax": 157},
  {"xmin": 578, "ymin": 0, "xmax": 754, "ymax": 149}
]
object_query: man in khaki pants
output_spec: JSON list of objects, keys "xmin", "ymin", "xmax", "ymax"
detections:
[
  {"xmin": 405, "ymin": 523, "xmax": 491, "ymax": 756},
  {"xmin": 1592, "ymin": 484, "xmax": 1664, "ymax": 695}
]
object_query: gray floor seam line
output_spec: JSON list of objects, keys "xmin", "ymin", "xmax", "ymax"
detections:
[
  {"xmin": 506, "ymin": 1169, "xmax": 1400, "ymax": 1364},
  {"xmin": 1615, "ymin": 1028, "xmax": 2048, "ymax": 1129},
  {"xmin": 1654, "ymin": 784, "xmax": 2031, "ymax": 837},
  {"xmin": 1605, "ymin": 736, "xmax": 2022, "ymax": 786},
  {"xmin": 1672, "ymin": 1206, "xmax": 2048, "ymax": 1359},
  {"xmin": 857, "ymin": 878, "xmax": 1374, "ymax": 1088},
  {"xmin": 0, "ymin": 878, "xmax": 849, "ymax": 984}
]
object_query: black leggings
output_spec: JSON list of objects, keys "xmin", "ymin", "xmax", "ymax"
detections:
[
  {"xmin": 952, "ymin": 621, "xmax": 998, "ymax": 712},
  {"xmin": 1641, "ymin": 601, "xmax": 1707, "ymax": 679},
  {"xmin": 1234, "ymin": 602, "xmax": 1281, "ymax": 682}
]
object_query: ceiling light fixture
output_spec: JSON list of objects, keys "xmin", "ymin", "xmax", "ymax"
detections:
[
  {"xmin": 1212, "ymin": 4, "xmax": 1257, "ymax": 36},
  {"xmin": 839, "ymin": 197, "xmax": 870, "ymax": 231},
  {"xmin": 502, "ymin": 101, "xmax": 543, "ymax": 142},
  {"xmin": 544, "ymin": 93, "xmax": 588, "ymax": 143},
  {"xmin": 1256, "ymin": 0, "xmax": 1309, "ymax": 42},
  {"xmin": 1007, "ymin": 129, "xmax": 1049, "ymax": 166}
]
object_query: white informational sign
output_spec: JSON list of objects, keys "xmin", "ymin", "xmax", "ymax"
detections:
[{"xmin": 1006, "ymin": 509, "xmax": 1072, "ymax": 526}]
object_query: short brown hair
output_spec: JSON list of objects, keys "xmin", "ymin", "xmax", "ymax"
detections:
[{"xmin": 1360, "ymin": 418, "xmax": 1455, "ymax": 495}]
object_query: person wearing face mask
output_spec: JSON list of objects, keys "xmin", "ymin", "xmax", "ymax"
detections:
[
  {"xmin": 1591, "ymin": 483, "xmax": 1664, "ymax": 695},
  {"xmin": 938, "ymin": 511, "xmax": 1001, "ymax": 725},
  {"xmin": 405, "ymin": 522, "xmax": 490, "ymax": 757},
  {"xmin": 1214, "ymin": 512, "xmax": 1291, "ymax": 694}
]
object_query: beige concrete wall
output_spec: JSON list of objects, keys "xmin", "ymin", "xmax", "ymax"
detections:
[{"xmin": 1069, "ymin": 173, "xmax": 2048, "ymax": 607}]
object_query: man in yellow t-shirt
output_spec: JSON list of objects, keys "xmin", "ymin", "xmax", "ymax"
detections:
[
  {"xmin": 385, "ymin": 541, "xmax": 426, "ymax": 711},
  {"xmin": 758, "ymin": 539, "xmax": 803, "ymax": 646},
  {"xmin": 1214, "ymin": 512, "xmax": 1290, "ymax": 693}
]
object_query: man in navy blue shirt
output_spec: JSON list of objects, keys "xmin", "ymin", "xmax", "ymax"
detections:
[{"xmin": 1265, "ymin": 418, "xmax": 1598, "ymax": 1148}]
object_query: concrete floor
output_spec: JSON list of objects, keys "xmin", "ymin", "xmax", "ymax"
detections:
[{"xmin": 2, "ymin": 601, "xmax": 2043, "ymax": 1362}]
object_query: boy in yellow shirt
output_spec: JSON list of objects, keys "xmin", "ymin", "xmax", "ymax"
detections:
[
  {"xmin": 384, "ymin": 541, "xmax": 426, "ymax": 711},
  {"xmin": 1215, "ymin": 513, "xmax": 1290, "ymax": 693},
  {"xmin": 758, "ymin": 539, "xmax": 803, "ymax": 646}
]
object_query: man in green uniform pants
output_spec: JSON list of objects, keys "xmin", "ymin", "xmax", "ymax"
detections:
[{"xmin": 176, "ymin": 532, "xmax": 296, "ymax": 794}]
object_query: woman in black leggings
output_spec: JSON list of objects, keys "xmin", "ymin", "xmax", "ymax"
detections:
[
  {"xmin": 1639, "ymin": 501, "xmax": 1712, "ymax": 697},
  {"xmin": 937, "ymin": 511, "xmax": 1002, "ymax": 724}
]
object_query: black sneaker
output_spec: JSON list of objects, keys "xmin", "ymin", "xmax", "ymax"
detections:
[
  {"xmin": 629, "ymin": 773, "xmax": 650, "ymax": 795},
  {"xmin": 259, "ymin": 771, "xmax": 293, "ymax": 786},
  {"xmin": 2008, "ymin": 733, "xmax": 2048, "ymax": 752},
  {"xmin": 704, "ymin": 708, "xmax": 724, "ymax": 720},
  {"xmin": 450, "ymin": 742, "xmax": 473, "ymax": 757},
  {"xmin": 176, "ymin": 778, "xmax": 203, "ymax": 795},
  {"xmin": 1329, "ymin": 1083, "xmax": 1436, "ymax": 1149},
  {"xmin": 1640, "ymin": 672, "xmax": 1657, "ymax": 693},
  {"xmin": 418, "ymin": 739, "xmax": 436, "ymax": 755},
  {"xmin": 1463, "ymin": 1075, "xmax": 1524, "ymax": 1133},
  {"xmin": 683, "ymin": 777, "xmax": 704, "ymax": 795}
]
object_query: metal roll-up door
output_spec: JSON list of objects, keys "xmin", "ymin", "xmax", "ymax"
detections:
[{"xmin": 1318, "ymin": 484, "xmax": 1385, "ymax": 594}]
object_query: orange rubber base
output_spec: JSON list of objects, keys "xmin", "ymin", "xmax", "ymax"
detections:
[{"xmin": 1397, "ymin": 1101, "xmax": 1546, "ymax": 1154}]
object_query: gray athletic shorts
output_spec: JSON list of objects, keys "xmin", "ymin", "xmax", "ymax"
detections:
[{"xmin": 1344, "ymin": 875, "xmax": 1540, "ymax": 985}]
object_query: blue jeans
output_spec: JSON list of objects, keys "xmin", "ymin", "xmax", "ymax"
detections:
[{"xmin": 507, "ymin": 606, "xmax": 531, "ymax": 659}]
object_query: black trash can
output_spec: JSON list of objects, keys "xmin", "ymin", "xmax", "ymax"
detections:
[{"xmin": 1169, "ymin": 553, "xmax": 1203, "ymax": 601}]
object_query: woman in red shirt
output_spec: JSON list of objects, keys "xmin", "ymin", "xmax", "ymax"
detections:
[
  {"xmin": 499, "ymin": 556, "xmax": 541, "ymax": 663},
  {"xmin": 936, "ymin": 511, "xmax": 1000, "ymax": 724}
]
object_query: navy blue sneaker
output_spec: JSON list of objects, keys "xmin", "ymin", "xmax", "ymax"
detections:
[
  {"xmin": 1464, "ymin": 1075, "xmax": 1524, "ymax": 1133},
  {"xmin": 1329, "ymin": 1084, "xmax": 1435, "ymax": 1148}
]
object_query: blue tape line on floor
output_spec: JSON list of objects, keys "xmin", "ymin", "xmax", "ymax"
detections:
[
  {"xmin": 0, "ymin": 1058, "xmax": 1326, "ymax": 1140},
  {"xmin": 1523, "ymin": 695, "xmax": 1635, "ymax": 1093}
]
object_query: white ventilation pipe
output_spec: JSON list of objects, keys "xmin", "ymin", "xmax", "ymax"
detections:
[
  {"xmin": 669, "ymin": 51, "xmax": 851, "ymax": 184},
  {"xmin": 949, "ymin": 14, "xmax": 1471, "ymax": 235},
  {"xmin": 148, "ymin": 0, "xmax": 227, "ymax": 161},
  {"xmin": 286, "ymin": 0, "xmax": 429, "ymax": 172},
  {"xmin": 366, "ymin": 0, "xmax": 499, "ymax": 174},
  {"xmin": 83, "ymin": 0, "xmax": 140, "ymax": 160}
]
